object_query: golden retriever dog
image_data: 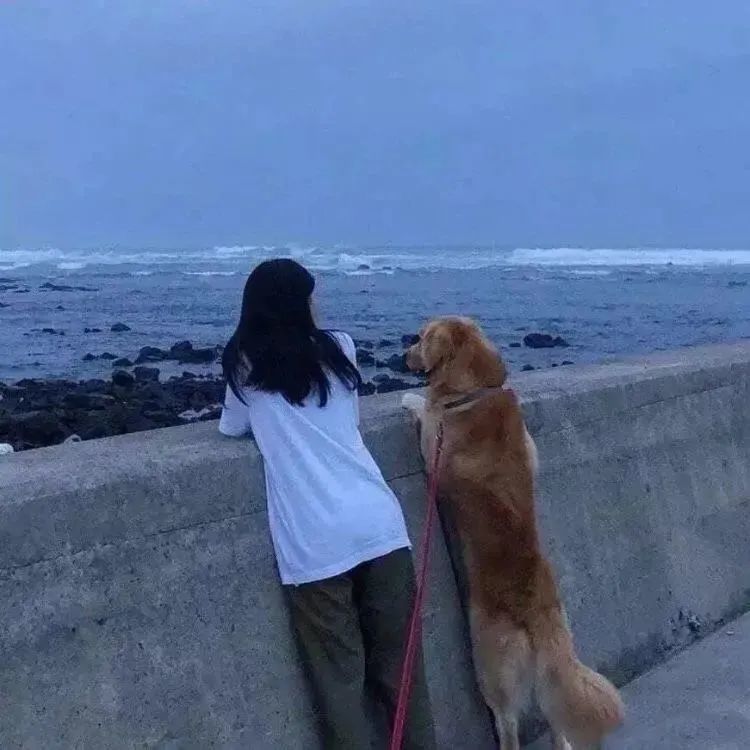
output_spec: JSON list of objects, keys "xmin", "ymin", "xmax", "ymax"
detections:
[{"xmin": 401, "ymin": 317, "xmax": 623, "ymax": 750}]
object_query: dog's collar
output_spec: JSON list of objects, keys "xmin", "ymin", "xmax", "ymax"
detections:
[{"xmin": 441, "ymin": 385, "xmax": 506, "ymax": 412}]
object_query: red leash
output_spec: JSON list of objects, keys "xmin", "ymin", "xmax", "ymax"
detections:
[{"xmin": 388, "ymin": 423, "xmax": 444, "ymax": 750}]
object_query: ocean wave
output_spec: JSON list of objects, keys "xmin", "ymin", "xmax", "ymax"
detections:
[
  {"xmin": 3, "ymin": 245, "xmax": 750, "ymax": 276},
  {"xmin": 507, "ymin": 247, "xmax": 750, "ymax": 267},
  {"xmin": 213, "ymin": 245, "xmax": 268, "ymax": 258},
  {"xmin": 567, "ymin": 269, "xmax": 613, "ymax": 277},
  {"xmin": 57, "ymin": 262, "xmax": 86, "ymax": 270},
  {"xmin": 182, "ymin": 271, "xmax": 238, "ymax": 277}
]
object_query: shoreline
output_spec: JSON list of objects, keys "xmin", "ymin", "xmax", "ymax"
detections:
[
  {"xmin": 0, "ymin": 374, "xmax": 421, "ymax": 452},
  {"xmin": 0, "ymin": 332, "xmax": 422, "ymax": 451},
  {"xmin": 0, "ymin": 331, "xmax": 578, "ymax": 451}
]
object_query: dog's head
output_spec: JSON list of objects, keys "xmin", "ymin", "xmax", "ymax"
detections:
[{"xmin": 405, "ymin": 317, "xmax": 506, "ymax": 391}]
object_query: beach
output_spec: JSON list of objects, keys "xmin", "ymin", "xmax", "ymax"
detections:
[{"xmin": 2, "ymin": 245, "xmax": 750, "ymax": 449}]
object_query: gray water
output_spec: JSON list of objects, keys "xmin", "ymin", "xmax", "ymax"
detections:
[{"xmin": 1, "ymin": 245, "xmax": 749, "ymax": 381}]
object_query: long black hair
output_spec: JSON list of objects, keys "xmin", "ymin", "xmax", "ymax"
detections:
[{"xmin": 222, "ymin": 259, "xmax": 361, "ymax": 406}]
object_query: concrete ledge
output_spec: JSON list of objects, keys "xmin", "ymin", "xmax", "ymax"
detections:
[
  {"xmin": 2, "ymin": 342, "xmax": 750, "ymax": 748},
  {"xmin": 0, "ymin": 388, "xmax": 493, "ymax": 748}
]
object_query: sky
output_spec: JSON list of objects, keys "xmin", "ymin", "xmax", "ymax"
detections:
[{"xmin": 1, "ymin": 1, "xmax": 749, "ymax": 249}]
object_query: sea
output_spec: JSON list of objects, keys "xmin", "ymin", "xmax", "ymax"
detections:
[{"xmin": 1, "ymin": 245, "xmax": 749, "ymax": 383}]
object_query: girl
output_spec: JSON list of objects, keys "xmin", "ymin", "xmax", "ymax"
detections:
[{"xmin": 219, "ymin": 259, "xmax": 436, "ymax": 750}]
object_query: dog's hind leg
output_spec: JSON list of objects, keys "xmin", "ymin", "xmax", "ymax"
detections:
[
  {"xmin": 470, "ymin": 609, "xmax": 533, "ymax": 750},
  {"xmin": 552, "ymin": 733, "xmax": 606, "ymax": 749},
  {"xmin": 492, "ymin": 711, "xmax": 521, "ymax": 750}
]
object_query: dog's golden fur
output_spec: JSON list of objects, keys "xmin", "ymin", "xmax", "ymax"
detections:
[{"xmin": 402, "ymin": 317, "xmax": 623, "ymax": 750}]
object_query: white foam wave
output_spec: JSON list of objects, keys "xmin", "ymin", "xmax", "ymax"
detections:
[
  {"xmin": 182, "ymin": 271, "xmax": 238, "ymax": 277},
  {"xmin": 57, "ymin": 262, "xmax": 85, "ymax": 270},
  {"xmin": 213, "ymin": 245, "xmax": 266, "ymax": 258},
  {"xmin": 508, "ymin": 247, "xmax": 750, "ymax": 267},
  {"xmin": 2, "ymin": 245, "xmax": 749, "ymax": 276}
]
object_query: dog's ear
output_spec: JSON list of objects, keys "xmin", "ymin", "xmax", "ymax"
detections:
[
  {"xmin": 446, "ymin": 321, "xmax": 471, "ymax": 351},
  {"xmin": 452, "ymin": 319, "xmax": 508, "ymax": 386}
]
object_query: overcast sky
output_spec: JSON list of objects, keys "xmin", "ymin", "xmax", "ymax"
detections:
[{"xmin": 1, "ymin": 1, "xmax": 749, "ymax": 248}]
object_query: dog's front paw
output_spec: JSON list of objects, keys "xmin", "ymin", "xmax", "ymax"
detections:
[{"xmin": 401, "ymin": 392, "xmax": 426, "ymax": 415}]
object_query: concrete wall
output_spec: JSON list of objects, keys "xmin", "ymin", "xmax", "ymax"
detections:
[{"xmin": 1, "ymin": 342, "xmax": 749, "ymax": 749}]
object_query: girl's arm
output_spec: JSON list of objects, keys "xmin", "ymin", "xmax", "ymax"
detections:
[{"xmin": 219, "ymin": 386, "xmax": 252, "ymax": 437}]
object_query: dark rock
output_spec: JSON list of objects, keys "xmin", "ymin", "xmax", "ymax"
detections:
[
  {"xmin": 56, "ymin": 305, "xmax": 65, "ymax": 311},
  {"xmin": 99, "ymin": 352, "xmax": 118, "ymax": 361},
  {"xmin": 189, "ymin": 390, "xmax": 209, "ymax": 411},
  {"xmin": 134, "ymin": 366, "xmax": 160, "ymax": 382},
  {"xmin": 509, "ymin": 342, "xmax": 522, "ymax": 348},
  {"xmin": 357, "ymin": 264, "xmax": 371, "ymax": 271},
  {"xmin": 135, "ymin": 346, "xmax": 168, "ymax": 364},
  {"xmin": 40, "ymin": 327, "xmax": 65, "ymax": 335},
  {"xmin": 13, "ymin": 378, "xmax": 39, "ymax": 389},
  {"xmin": 357, "ymin": 381, "xmax": 376, "ymax": 396},
  {"xmin": 0, "ymin": 302, "xmax": 9, "ymax": 308},
  {"xmin": 40, "ymin": 281, "xmax": 98, "ymax": 292},
  {"xmin": 354, "ymin": 339, "xmax": 374, "ymax": 350},
  {"xmin": 0, "ymin": 383, "xmax": 24, "ymax": 395},
  {"xmin": 356, "ymin": 349, "xmax": 376, "ymax": 367},
  {"xmin": 110, "ymin": 322, "xmax": 131, "ymax": 332},
  {"xmin": 181, "ymin": 371, "xmax": 197, "ymax": 379},
  {"xmin": 728, "ymin": 280, "xmax": 748, "ymax": 288},
  {"xmin": 112, "ymin": 358, "xmax": 133, "ymax": 368},
  {"xmin": 84, "ymin": 327, "xmax": 102, "ymax": 333},
  {"xmin": 523, "ymin": 333, "xmax": 570, "ymax": 349},
  {"xmin": 13, "ymin": 288, "xmax": 30, "ymax": 294},
  {"xmin": 561, "ymin": 360, "xmax": 574, "ymax": 366},
  {"xmin": 376, "ymin": 377, "xmax": 410, "ymax": 394},
  {"xmin": 401, "ymin": 333, "xmax": 420, "ymax": 347},
  {"xmin": 1, "ymin": 374, "xmax": 233, "ymax": 451},
  {"xmin": 177, "ymin": 347, "xmax": 216, "ymax": 364},
  {"xmin": 521, "ymin": 364, "xmax": 535, "ymax": 372},
  {"xmin": 170, "ymin": 340, "xmax": 194, "ymax": 357},
  {"xmin": 81, "ymin": 379, "xmax": 107, "ymax": 392},
  {"xmin": 82, "ymin": 353, "xmax": 97, "ymax": 362},
  {"xmin": 384, "ymin": 353, "xmax": 409, "ymax": 374},
  {"xmin": 63, "ymin": 393, "xmax": 114, "ymax": 410},
  {"xmin": 112, "ymin": 370, "xmax": 135, "ymax": 388},
  {"xmin": 0, "ymin": 411, "xmax": 67, "ymax": 448}
]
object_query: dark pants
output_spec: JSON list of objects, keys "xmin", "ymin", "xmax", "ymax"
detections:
[{"xmin": 286, "ymin": 548, "xmax": 437, "ymax": 750}]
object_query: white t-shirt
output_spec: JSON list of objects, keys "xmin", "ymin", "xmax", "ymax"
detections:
[{"xmin": 219, "ymin": 332, "xmax": 410, "ymax": 585}]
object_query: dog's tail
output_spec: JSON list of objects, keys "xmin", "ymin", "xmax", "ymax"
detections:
[{"xmin": 531, "ymin": 605, "xmax": 624, "ymax": 746}]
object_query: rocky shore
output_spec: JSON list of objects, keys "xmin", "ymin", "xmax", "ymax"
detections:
[
  {"xmin": 0, "ymin": 331, "xmax": 574, "ymax": 452},
  {"xmin": 0, "ymin": 334, "xmax": 419, "ymax": 451}
]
